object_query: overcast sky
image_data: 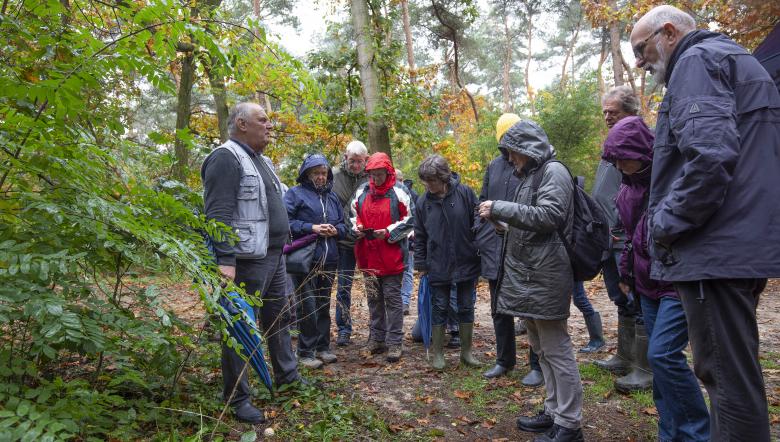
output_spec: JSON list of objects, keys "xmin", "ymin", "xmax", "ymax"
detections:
[{"xmin": 265, "ymin": 0, "xmax": 639, "ymax": 94}]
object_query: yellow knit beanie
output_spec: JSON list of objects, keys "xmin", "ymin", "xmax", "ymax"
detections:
[{"xmin": 496, "ymin": 113, "xmax": 521, "ymax": 142}]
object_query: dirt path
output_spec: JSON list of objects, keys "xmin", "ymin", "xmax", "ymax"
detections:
[
  {"xmin": 164, "ymin": 277, "xmax": 780, "ymax": 440},
  {"xmin": 313, "ymin": 276, "xmax": 780, "ymax": 441}
]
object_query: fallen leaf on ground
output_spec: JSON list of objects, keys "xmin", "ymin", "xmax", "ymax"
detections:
[
  {"xmin": 416, "ymin": 395, "xmax": 434, "ymax": 404},
  {"xmin": 454, "ymin": 390, "xmax": 470, "ymax": 400},
  {"xmin": 642, "ymin": 407, "xmax": 658, "ymax": 416}
]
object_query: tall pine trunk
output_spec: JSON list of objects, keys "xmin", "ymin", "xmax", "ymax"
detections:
[
  {"xmin": 501, "ymin": 13, "xmax": 512, "ymax": 112},
  {"xmin": 401, "ymin": 0, "xmax": 416, "ymax": 77}
]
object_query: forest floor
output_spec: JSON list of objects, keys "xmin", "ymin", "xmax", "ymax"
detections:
[{"xmin": 164, "ymin": 277, "xmax": 780, "ymax": 441}]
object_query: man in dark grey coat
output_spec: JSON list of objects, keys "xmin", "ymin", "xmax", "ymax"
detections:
[
  {"xmin": 632, "ymin": 5, "xmax": 780, "ymax": 441},
  {"xmin": 330, "ymin": 140, "xmax": 369, "ymax": 346},
  {"xmin": 479, "ymin": 121, "xmax": 583, "ymax": 442}
]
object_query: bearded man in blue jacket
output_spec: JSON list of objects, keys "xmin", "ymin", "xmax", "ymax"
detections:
[{"xmin": 631, "ymin": 6, "xmax": 780, "ymax": 441}]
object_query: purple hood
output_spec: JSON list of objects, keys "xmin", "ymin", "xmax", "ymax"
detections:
[
  {"xmin": 603, "ymin": 116, "xmax": 676, "ymax": 300},
  {"xmin": 602, "ymin": 116, "xmax": 654, "ymax": 165}
]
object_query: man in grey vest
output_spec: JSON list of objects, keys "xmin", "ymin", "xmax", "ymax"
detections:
[{"xmin": 201, "ymin": 102, "xmax": 300, "ymax": 424}]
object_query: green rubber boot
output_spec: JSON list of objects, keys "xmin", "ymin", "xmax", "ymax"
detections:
[
  {"xmin": 459, "ymin": 323, "xmax": 482, "ymax": 367},
  {"xmin": 431, "ymin": 325, "xmax": 446, "ymax": 370}
]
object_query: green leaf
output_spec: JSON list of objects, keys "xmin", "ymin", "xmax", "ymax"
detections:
[{"xmin": 240, "ymin": 431, "xmax": 258, "ymax": 442}]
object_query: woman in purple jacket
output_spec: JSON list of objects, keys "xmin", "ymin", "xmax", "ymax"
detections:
[{"xmin": 602, "ymin": 116, "xmax": 709, "ymax": 442}]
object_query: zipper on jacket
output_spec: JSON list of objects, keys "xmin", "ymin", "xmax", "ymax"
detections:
[{"xmin": 320, "ymin": 194, "xmax": 329, "ymax": 259}]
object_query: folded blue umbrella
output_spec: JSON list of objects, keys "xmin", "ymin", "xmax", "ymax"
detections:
[
  {"xmin": 218, "ymin": 291, "xmax": 273, "ymax": 393},
  {"xmin": 416, "ymin": 275, "xmax": 432, "ymax": 358}
]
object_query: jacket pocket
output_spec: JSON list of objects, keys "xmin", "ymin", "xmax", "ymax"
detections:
[
  {"xmin": 233, "ymin": 222, "xmax": 257, "ymax": 255},
  {"xmin": 238, "ymin": 175, "xmax": 260, "ymax": 200}
]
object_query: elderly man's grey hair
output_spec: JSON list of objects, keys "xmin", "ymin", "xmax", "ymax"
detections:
[
  {"xmin": 644, "ymin": 5, "xmax": 696, "ymax": 33},
  {"xmin": 227, "ymin": 102, "xmax": 261, "ymax": 136},
  {"xmin": 345, "ymin": 140, "xmax": 368, "ymax": 157},
  {"xmin": 602, "ymin": 85, "xmax": 640, "ymax": 115},
  {"xmin": 418, "ymin": 154, "xmax": 451, "ymax": 183}
]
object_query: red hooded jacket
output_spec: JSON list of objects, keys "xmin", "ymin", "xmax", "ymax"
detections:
[{"xmin": 350, "ymin": 153, "xmax": 415, "ymax": 276}]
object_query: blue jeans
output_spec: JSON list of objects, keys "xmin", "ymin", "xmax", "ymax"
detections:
[
  {"xmin": 641, "ymin": 295, "xmax": 710, "ymax": 442},
  {"xmin": 335, "ymin": 246, "xmax": 356, "ymax": 335},
  {"xmin": 571, "ymin": 281, "xmax": 595, "ymax": 318},
  {"xmin": 401, "ymin": 251, "xmax": 414, "ymax": 306},
  {"xmin": 431, "ymin": 279, "xmax": 476, "ymax": 326}
]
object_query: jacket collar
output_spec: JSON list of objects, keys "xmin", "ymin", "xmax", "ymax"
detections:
[
  {"xmin": 230, "ymin": 138, "xmax": 258, "ymax": 157},
  {"xmin": 665, "ymin": 30, "xmax": 720, "ymax": 85}
]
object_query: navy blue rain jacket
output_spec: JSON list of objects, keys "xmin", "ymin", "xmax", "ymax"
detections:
[
  {"xmin": 475, "ymin": 153, "xmax": 521, "ymax": 281},
  {"xmin": 648, "ymin": 30, "xmax": 780, "ymax": 281},
  {"xmin": 284, "ymin": 154, "xmax": 347, "ymax": 265},
  {"xmin": 413, "ymin": 173, "xmax": 481, "ymax": 285}
]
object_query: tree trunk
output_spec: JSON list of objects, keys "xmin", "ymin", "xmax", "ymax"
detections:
[
  {"xmin": 501, "ymin": 12, "xmax": 512, "ymax": 112},
  {"xmin": 205, "ymin": 62, "xmax": 229, "ymax": 143},
  {"xmin": 173, "ymin": 50, "xmax": 195, "ymax": 182},
  {"xmin": 560, "ymin": 16, "xmax": 582, "ymax": 89},
  {"xmin": 401, "ymin": 0, "xmax": 416, "ymax": 77},
  {"xmin": 596, "ymin": 28, "xmax": 608, "ymax": 96},
  {"xmin": 608, "ymin": 0, "xmax": 624, "ymax": 87},
  {"xmin": 524, "ymin": 11, "xmax": 535, "ymax": 115},
  {"xmin": 350, "ymin": 0, "xmax": 391, "ymax": 155},
  {"xmin": 621, "ymin": 54, "xmax": 637, "ymax": 93}
]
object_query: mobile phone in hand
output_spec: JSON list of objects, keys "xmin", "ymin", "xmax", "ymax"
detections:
[{"xmin": 363, "ymin": 228, "xmax": 375, "ymax": 237}]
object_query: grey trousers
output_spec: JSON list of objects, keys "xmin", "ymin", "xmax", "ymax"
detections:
[
  {"xmin": 525, "ymin": 318, "xmax": 583, "ymax": 430},
  {"xmin": 222, "ymin": 249, "xmax": 299, "ymax": 407},
  {"xmin": 365, "ymin": 273, "xmax": 404, "ymax": 346}
]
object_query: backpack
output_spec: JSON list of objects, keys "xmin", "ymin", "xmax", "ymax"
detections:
[{"xmin": 531, "ymin": 160, "xmax": 610, "ymax": 281}]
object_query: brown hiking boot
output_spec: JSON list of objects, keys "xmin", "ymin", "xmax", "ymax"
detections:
[
  {"xmin": 386, "ymin": 344, "xmax": 402, "ymax": 362},
  {"xmin": 366, "ymin": 339, "xmax": 387, "ymax": 354}
]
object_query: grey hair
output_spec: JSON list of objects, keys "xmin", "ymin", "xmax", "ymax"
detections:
[
  {"xmin": 418, "ymin": 154, "xmax": 451, "ymax": 183},
  {"xmin": 602, "ymin": 85, "xmax": 640, "ymax": 115},
  {"xmin": 345, "ymin": 140, "xmax": 368, "ymax": 157},
  {"xmin": 227, "ymin": 102, "xmax": 260, "ymax": 136},
  {"xmin": 645, "ymin": 5, "xmax": 696, "ymax": 34}
]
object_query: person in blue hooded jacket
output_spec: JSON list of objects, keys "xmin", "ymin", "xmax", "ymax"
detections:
[
  {"xmin": 285, "ymin": 153, "xmax": 347, "ymax": 369},
  {"xmin": 632, "ymin": 6, "xmax": 780, "ymax": 441}
]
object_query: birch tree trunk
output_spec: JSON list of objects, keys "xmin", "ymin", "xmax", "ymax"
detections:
[{"xmin": 350, "ymin": 0, "xmax": 391, "ymax": 155}]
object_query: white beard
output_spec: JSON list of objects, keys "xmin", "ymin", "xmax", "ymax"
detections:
[{"xmin": 650, "ymin": 41, "xmax": 669, "ymax": 85}]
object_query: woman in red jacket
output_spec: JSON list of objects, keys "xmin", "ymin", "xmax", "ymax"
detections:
[{"xmin": 350, "ymin": 153, "xmax": 415, "ymax": 362}]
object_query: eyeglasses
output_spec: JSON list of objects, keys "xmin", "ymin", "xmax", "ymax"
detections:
[{"xmin": 633, "ymin": 27, "xmax": 664, "ymax": 61}]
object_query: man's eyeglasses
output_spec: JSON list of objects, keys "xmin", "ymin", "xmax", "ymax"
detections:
[{"xmin": 633, "ymin": 27, "xmax": 664, "ymax": 60}]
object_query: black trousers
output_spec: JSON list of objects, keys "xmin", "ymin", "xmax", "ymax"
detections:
[
  {"xmin": 675, "ymin": 278, "xmax": 769, "ymax": 442},
  {"xmin": 290, "ymin": 264, "xmax": 336, "ymax": 358},
  {"xmin": 490, "ymin": 279, "xmax": 518, "ymax": 369},
  {"xmin": 222, "ymin": 249, "xmax": 299, "ymax": 407}
]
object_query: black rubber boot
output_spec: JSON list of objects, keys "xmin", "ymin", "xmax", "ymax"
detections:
[
  {"xmin": 579, "ymin": 312, "xmax": 605, "ymax": 353},
  {"xmin": 594, "ymin": 315, "xmax": 633, "ymax": 375},
  {"xmin": 615, "ymin": 323, "xmax": 653, "ymax": 393},
  {"xmin": 431, "ymin": 325, "xmax": 446, "ymax": 370}
]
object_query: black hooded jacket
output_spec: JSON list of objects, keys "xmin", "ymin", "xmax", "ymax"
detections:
[{"xmin": 413, "ymin": 173, "xmax": 481, "ymax": 285}]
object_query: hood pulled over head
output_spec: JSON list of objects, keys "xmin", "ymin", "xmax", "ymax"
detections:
[
  {"xmin": 498, "ymin": 120, "xmax": 554, "ymax": 168},
  {"xmin": 297, "ymin": 153, "xmax": 333, "ymax": 192},
  {"xmin": 365, "ymin": 152, "xmax": 396, "ymax": 195},
  {"xmin": 601, "ymin": 116, "xmax": 655, "ymax": 165}
]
